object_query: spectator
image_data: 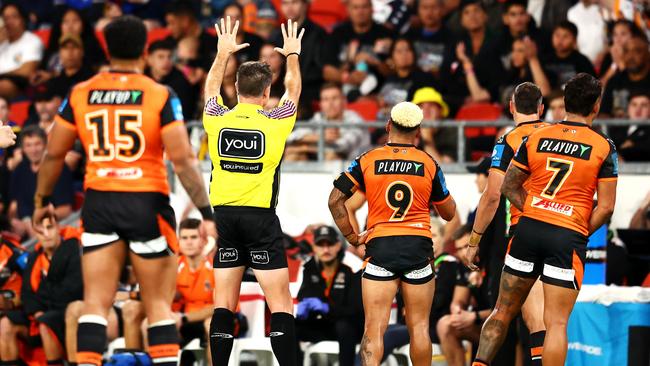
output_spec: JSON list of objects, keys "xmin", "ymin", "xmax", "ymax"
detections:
[
  {"xmin": 176, "ymin": 36, "xmax": 203, "ymax": 86},
  {"xmin": 0, "ymin": 3, "xmax": 44, "ymax": 99},
  {"xmin": 255, "ymin": 1, "xmax": 279, "ymax": 40},
  {"xmin": 95, "ymin": 1, "xmax": 123, "ymax": 31},
  {"xmin": 600, "ymin": 20, "xmax": 640, "ymax": 86},
  {"xmin": 405, "ymin": 0, "xmax": 452, "ymax": 76},
  {"xmin": 29, "ymin": 88, "xmax": 63, "ymax": 133},
  {"xmin": 528, "ymin": 0, "xmax": 572, "ymax": 37},
  {"xmin": 497, "ymin": 0, "xmax": 548, "ymax": 70},
  {"xmin": 544, "ymin": 89, "xmax": 566, "ymax": 121},
  {"xmin": 618, "ymin": 92, "xmax": 650, "ymax": 161},
  {"xmin": 145, "ymin": 39, "xmax": 197, "ymax": 120},
  {"xmin": 0, "ymin": 235, "xmax": 25, "ymax": 313},
  {"xmin": 323, "ymin": 0, "xmax": 392, "ymax": 98},
  {"xmin": 296, "ymin": 225, "xmax": 364, "ymax": 366},
  {"xmin": 37, "ymin": 7, "xmax": 106, "ymax": 83},
  {"xmin": 436, "ymin": 224, "xmax": 493, "ymax": 366},
  {"xmin": 165, "ymin": 1, "xmax": 216, "ymax": 74},
  {"xmin": 259, "ymin": 43, "xmax": 286, "ymax": 108},
  {"xmin": 8, "ymin": 126, "xmax": 74, "ymax": 238},
  {"xmin": 542, "ymin": 21, "xmax": 596, "ymax": 89},
  {"xmin": 567, "ymin": 0, "xmax": 607, "ymax": 64},
  {"xmin": 46, "ymin": 34, "xmax": 95, "ymax": 98},
  {"xmin": 440, "ymin": 0, "xmax": 505, "ymax": 109},
  {"xmin": 270, "ymin": 0, "xmax": 327, "ymax": 115},
  {"xmin": 222, "ymin": 3, "xmax": 265, "ymax": 64},
  {"xmin": 412, "ymin": 87, "xmax": 455, "ymax": 162},
  {"xmin": 500, "ymin": 37, "xmax": 552, "ymax": 105},
  {"xmin": 601, "ymin": 33, "xmax": 650, "ymax": 117},
  {"xmin": 285, "ymin": 83, "xmax": 369, "ymax": 161},
  {"xmin": 0, "ymin": 215, "xmax": 82, "ymax": 366},
  {"xmin": 379, "ymin": 38, "xmax": 440, "ymax": 118},
  {"xmin": 630, "ymin": 190, "xmax": 650, "ymax": 229}
]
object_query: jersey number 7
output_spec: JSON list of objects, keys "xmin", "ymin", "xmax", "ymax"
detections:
[
  {"xmin": 541, "ymin": 157, "xmax": 573, "ymax": 199},
  {"xmin": 386, "ymin": 181, "xmax": 413, "ymax": 221}
]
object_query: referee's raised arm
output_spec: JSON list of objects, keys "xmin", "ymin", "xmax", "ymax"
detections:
[
  {"xmin": 273, "ymin": 20, "xmax": 305, "ymax": 106},
  {"xmin": 204, "ymin": 16, "xmax": 250, "ymax": 102}
]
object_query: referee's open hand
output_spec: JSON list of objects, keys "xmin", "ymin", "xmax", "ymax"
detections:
[
  {"xmin": 274, "ymin": 19, "xmax": 305, "ymax": 57},
  {"xmin": 215, "ymin": 16, "xmax": 250, "ymax": 55}
]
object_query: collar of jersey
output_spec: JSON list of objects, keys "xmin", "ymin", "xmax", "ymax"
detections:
[
  {"xmin": 235, "ymin": 102, "xmax": 264, "ymax": 111},
  {"xmin": 560, "ymin": 121, "xmax": 589, "ymax": 127},
  {"xmin": 517, "ymin": 119, "xmax": 542, "ymax": 126},
  {"xmin": 386, "ymin": 142, "xmax": 415, "ymax": 147}
]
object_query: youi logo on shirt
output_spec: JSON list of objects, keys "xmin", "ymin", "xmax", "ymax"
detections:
[{"xmin": 218, "ymin": 128, "xmax": 265, "ymax": 159}]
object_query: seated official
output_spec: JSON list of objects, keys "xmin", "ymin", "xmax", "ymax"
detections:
[
  {"xmin": 296, "ymin": 225, "xmax": 364, "ymax": 366},
  {"xmin": 0, "ymin": 216, "xmax": 82, "ymax": 366}
]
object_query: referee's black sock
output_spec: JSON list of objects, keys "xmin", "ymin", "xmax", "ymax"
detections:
[
  {"xmin": 529, "ymin": 330, "xmax": 546, "ymax": 366},
  {"xmin": 209, "ymin": 308, "xmax": 235, "ymax": 366},
  {"xmin": 269, "ymin": 312, "xmax": 297, "ymax": 366}
]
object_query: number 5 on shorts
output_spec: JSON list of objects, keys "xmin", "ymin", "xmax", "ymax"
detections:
[{"xmin": 385, "ymin": 181, "xmax": 413, "ymax": 221}]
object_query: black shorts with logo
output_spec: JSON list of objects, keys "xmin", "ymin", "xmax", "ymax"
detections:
[
  {"xmin": 81, "ymin": 189, "xmax": 177, "ymax": 258},
  {"xmin": 213, "ymin": 206, "xmax": 287, "ymax": 270},
  {"xmin": 363, "ymin": 235, "xmax": 434, "ymax": 285},
  {"xmin": 504, "ymin": 217, "xmax": 587, "ymax": 290}
]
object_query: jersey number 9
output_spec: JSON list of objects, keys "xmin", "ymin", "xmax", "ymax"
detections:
[{"xmin": 386, "ymin": 181, "xmax": 414, "ymax": 221}]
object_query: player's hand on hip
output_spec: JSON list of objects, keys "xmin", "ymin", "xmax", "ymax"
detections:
[
  {"xmin": 200, "ymin": 219, "xmax": 217, "ymax": 244},
  {"xmin": 32, "ymin": 204, "xmax": 55, "ymax": 235},
  {"xmin": 215, "ymin": 16, "xmax": 249, "ymax": 55},
  {"xmin": 464, "ymin": 244, "xmax": 480, "ymax": 271},
  {"xmin": 0, "ymin": 121, "xmax": 16, "ymax": 148},
  {"xmin": 274, "ymin": 19, "xmax": 305, "ymax": 57},
  {"xmin": 346, "ymin": 229, "xmax": 371, "ymax": 247}
]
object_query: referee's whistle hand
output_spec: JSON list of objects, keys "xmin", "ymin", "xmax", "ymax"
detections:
[
  {"xmin": 215, "ymin": 16, "xmax": 250, "ymax": 55},
  {"xmin": 273, "ymin": 19, "xmax": 305, "ymax": 57}
]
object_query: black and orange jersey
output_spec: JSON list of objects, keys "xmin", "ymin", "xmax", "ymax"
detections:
[
  {"xmin": 334, "ymin": 143, "xmax": 451, "ymax": 241},
  {"xmin": 0, "ymin": 238, "xmax": 26, "ymax": 297},
  {"xmin": 511, "ymin": 121, "xmax": 618, "ymax": 236},
  {"xmin": 174, "ymin": 255, "xmax": 214, "ymax": 313},
  {"xmin": 55, "ymin": 71, "xmax": 185, "ymax": 195},
  {"xmin": 490, "ymin": 120, "xmax": 551, "ymax": 226}
]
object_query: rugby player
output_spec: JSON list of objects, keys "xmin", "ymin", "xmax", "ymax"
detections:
[
  {"xmin": 329, "ymin": 102, "xmax": 457, "ymax": 366},
  {"xmin": 203, "ymin": 17, "xmax": 304, "ymax": 366},
  {"xmin": 472, "ymin": 73, "xmax": 617, "ymax": 366},
  {"xmin": 32, "ymin": 16, "xmax": 215, "ymax": 366},
  {"xmin": 464, "ymin": 82, "xmax": 549, "ymax": 365}
]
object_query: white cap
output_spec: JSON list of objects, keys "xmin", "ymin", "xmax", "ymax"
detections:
[{"xmin": 390, "ymin": 102, "xmax": 423, "ymax": 128}]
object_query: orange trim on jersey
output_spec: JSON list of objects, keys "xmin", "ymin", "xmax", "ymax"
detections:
[
  {"xmin": 572, "ymin": 250, "xmax": 584, "ymax": 288},
  {"xmin": 157, "ymin": 214, "xmax": 178, "ymax": 254},
  {"xmin": 597, "ymin": 177, "xmax": 618, "ymax": 182},
  {"xmin": 77, "ymin": 352, "xmax": 102, "ymax": 366},
  {"xmin": 489, "ymin": 167, "xmax": 506, "ymax": 175},
  {"xmin": 510, "ymin": 160, "xmax": 529, "ymax": 172},
  {"xmin": 431, "ymin": 194, "xmax": 452, "ymax": 205},
  {"xmin": 160, "ymin": 120, "xmax": 184, "ymax": 134},
  {"xmin": 54, "ymin": 115, "xmax": 77, "ymax": 131},
  {"xmin": 148, "ymin": 344, "xmax": 180, "ymax": 358},
  {"xmin": 531, "ymin": 346, "xmax": 543, "ymax": 357}
]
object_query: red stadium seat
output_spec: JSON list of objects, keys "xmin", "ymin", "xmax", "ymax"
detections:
[
  {"xmin": 455, "ymin": 103, "xmax": 502, "ymax": 161},
  {"xmin": 347, "ymin": 99, "xmax": 379, "ymax": 122},
  {"xmin": 94, "ymin": 29, "xmax": 108, "ymax": 55},
  {"xmin": 147, "ymin": 27, "xmax": 171, "ymax": 44},
  {"xmin": 33, "ymin": 28, "xmax": 51, "ymax": 48},
  {"xmin": 8, "ymin": 100, "xmax": 31, "ymax": 126},
  {"xmin": 308, "ymin": 0, "xmax": 347, "ymax": 31}
]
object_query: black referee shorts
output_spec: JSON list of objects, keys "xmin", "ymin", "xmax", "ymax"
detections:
[{"xmin": 213, "ymin": 206, "xmax": 287, "ymax": 270}]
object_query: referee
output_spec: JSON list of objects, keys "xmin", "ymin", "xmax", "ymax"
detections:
[{"xmin": 203, "ymin": 17, "xmax": 304, "ymax": 366}]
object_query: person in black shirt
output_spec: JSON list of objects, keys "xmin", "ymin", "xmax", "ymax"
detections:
[
  {"xmin": 542, "ymin": 21, "xmax": 595, "ymax": 89},
  {"xmin": 270, "ymin": 0, "xmax": 327, "ymax": 116},
  {"xmin": 222, "ymin": 3, "xmax": 265, "ymax": 65},
  {"xmin": 323, "ymin": 0, "xmax": 392, "ymax": 90},
  {"xmin": 46, "ymin": 34, "xmax": 95, "ymax": 98},
  {"xmin": 500, "ymin": 37, "xmax": 552, "ymax": 106},
  {"xmin": 496, "ymin": 0, "xmax": 549, "ymax": 71},
  {"xmin": 440, "ymin": 0, "xmax": 505, "ymax": 112},
  {"xmin": 296, "ymin": 226, "xmax": 363, "ymax": 366},
  {"xmin": 601, "ymin": 34, "xmax": 650, "ymax": 117},
  {"xmin": 164, "ymin": 1, "xmax": 216, "ymax": 74},
  {"xmin": 145, "ymin": 40, "xmax": 197, "ymax": 120},
  {"xmin": 404, "ymin": 0, "xmax": 452, "ymax": 76},
  {"xmin": 617, "ymin": 92, "xmax": 650, "ymax": 161}
]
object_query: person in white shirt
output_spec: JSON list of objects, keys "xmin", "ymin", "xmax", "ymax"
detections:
[
  {"xmin": 567, "ymin": 0, "xmax": 607, "ymax": 64},
  {"xmin": 0, "ymin": 3, "xmax": 43, "ymax": 99}
]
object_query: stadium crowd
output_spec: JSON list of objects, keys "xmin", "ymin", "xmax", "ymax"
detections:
[{"xmin": 0, "ymin": 0, "xmax": 648, "ymax": 365}]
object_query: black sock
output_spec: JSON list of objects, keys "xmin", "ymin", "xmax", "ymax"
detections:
[
  {"xmin": 529, "ymin": 330, "xmax": 546, "ymax": 366},
  {"xmin": 209, "ymin": 308, "xmax": 235, "ymax": 366},
  {"xmin": 269, "ymin": 312, "xmax": 297, "ymax": 366},
  {"xmin": 147, "ymin": 320, "xmax": 180, "ymax": 366},
  {"xmin": 47, "ymin": 359, "xmax": 64, "ymax": 366},
  {"xmin": 2, "ymin": 360, "xmax": 20, "ymax": 366},
  {"xmin": 77, "ymin": 315, "xmax": 107, "ymax": 366}
]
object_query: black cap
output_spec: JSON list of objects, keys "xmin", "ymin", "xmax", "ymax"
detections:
[
  {"xmin": 313, "ymin": 225, "xmax": 339, "ymax": 244},
  {"xmin": 467, "ymin": 156, "xmax": 491, "ymax": 175}
]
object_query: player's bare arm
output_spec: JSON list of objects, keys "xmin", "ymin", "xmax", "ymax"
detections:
[
  {"xmin": 465, "ymin": 171, "xmax": 504, "ymax": 270},
  {"xmin": 328, "ymin": 187, "xmax": 369, "ymax": 246},
  {"xmin": 433, "ymin": 196, "xmax": 456, "ymax": 222},
  {"xmin": 274, "ymin": 19, "xmax": 305, "ymax": 106},
  {"xmin": 204, "ymin": 16, "xmax": 250, "ymax": 102},
  {"xmin": 502, "ymin": 165, "xmax": 529, "ymax": 212},
  {"xmin": 589, "ymin": 180, "xmax": 617, "ymax": 234},
  {"xmin": 33, "ymin": 123, "xmax": 77, "ymax": 231},
  {"xmin": 162, "ymin": 125, "xmax": 216, "ymax": 238}
]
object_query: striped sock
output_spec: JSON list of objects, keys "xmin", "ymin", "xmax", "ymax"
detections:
[
  {"xmin": 472, "ymin": 360, "xmax": 489, "ymax": 366},
  {"xmin": 147, "ymin": 320, "xmax": 179, "ymax": 366},
  {"xmin": 77, "ymin": 315, "xmax": 107, "ymax": 366},
  {"xmin": 529, "ymin": 331, "xmax": 546, "ymax": 366}
]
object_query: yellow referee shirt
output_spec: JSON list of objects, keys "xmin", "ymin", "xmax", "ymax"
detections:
[{"xmin": 203, "ymin": 97, "xmax": 297, "ymax": 208}]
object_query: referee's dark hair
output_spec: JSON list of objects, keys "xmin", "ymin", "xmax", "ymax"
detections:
[
  {"xmin": 512, "ymin": 82, "xmax": 543, "ymax": 115},
  {"xmin": 236, "ymin": 62, "xmax": 273, "ymax": 97},
  {"xmin": 179, "ymin": 218, "xmax": 201, "ymax": 231},
  {"xmin": 104, "ymin": 15, "xmax": 147, "ymax": 60},
  {"xmin": 564, "ymin": 73, "xmax": 602, "ymax": 117}
]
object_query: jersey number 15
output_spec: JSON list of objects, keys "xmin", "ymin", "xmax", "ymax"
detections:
[{"xmin": 85, "ymin": 109, "xmax": 145, "ymax": 163}]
